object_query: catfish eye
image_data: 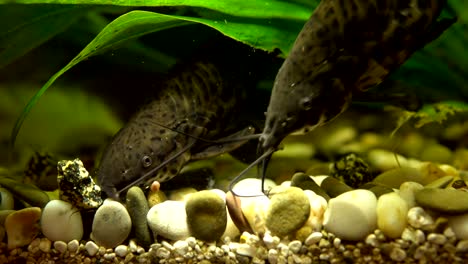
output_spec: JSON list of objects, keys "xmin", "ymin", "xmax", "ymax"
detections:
[
  {"xmin": 142, "ymin": 155, "xmax": 152, "ymax": 168},
  {"xmin": 299, "ymin": 97, "xmax": 313, "ymax": 110}
]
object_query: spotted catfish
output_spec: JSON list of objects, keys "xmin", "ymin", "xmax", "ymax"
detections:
[
  {"xmin": 257, "ymin": 0, "xmax": 455, "ymax": 171},
  {"xmin": 97, "ymin": 45, "xmax": 267, "ymax": 199}
]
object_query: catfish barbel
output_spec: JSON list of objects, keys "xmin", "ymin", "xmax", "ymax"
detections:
[
  {"xmin": 97, "ymin": 43, "xmax": 270, "ymax": 199},
  {"xmin": 252, "ymin": 0, "xmax": 456, "ymax": 180}
]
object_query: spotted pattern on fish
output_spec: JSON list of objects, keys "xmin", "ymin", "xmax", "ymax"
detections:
[
  {"xmin": 97, "ymin": 59, "xmax": 250, "ymax": 199},
  {"xmin": 259, "ymin": 0, "xmax": 454, "ymax": 155}
]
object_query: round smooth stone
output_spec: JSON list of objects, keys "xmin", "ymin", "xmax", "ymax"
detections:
[
  {"xmin": 319, "ymin": 176, "xmax": 353, "ymax": 198},
  {"xmin": 419, "ymin": 143, "xmax": 453, "ymax": 164},
  {"xmin": 185, "ymin": 190, "xmax": 227, "ymax": 241},
  {"xmin": 126, "ymin": 186, "xmax": 152, "ymax": 247},
  {"xmin": 367, "ymin": 149, "xmax": 408, "ymax": 171},
  {"xmin": 91, "ymin": 199, "xmax": 132, "ymax": 248},
  {"xmin": 323, "ymin": 189, "xmax": 377, "ymax": 241},
  {"xmin": 114, "ymin": 245, "xmax": 129, "ymax": 257},
  {"xmin": 232, "ymin": 178, "xmax": 277, "ymax": 197},
  {"xmin": 415, "ymin": 188, "xmax": 468, "ymax": 214},
  {"xmin": 398, "ymin": 182, "xmax": 424, "ymax": 209},
  {"xmin": 266, "ymin": 186, "xmax": 310, "ymax": 237},
  {"xmin": 85, "ymin": 241, "xmax": 99, "ymax": 256},
  {"xmin": 359, "ymin": 183, "xmax": 393, "ymax": 198},
  {"xmin": 147, "ymin": 200, "xmax": 190, "ymax": 240},
  {"xmin": 448, "ymin": 213, "xmax": 468, "ymax": 240},
  {"xmin": 238, "ymin": 193, "xmax": 270, "ymax": 235},
  {"xmin": 41, "ymin": 200, "xmax": 83, "ymax": 242},
  {"xmin": 290, "ymin": 172, "xmax": 330, "ymax": 201},
  {"xmin": 373, "ymin": 167, "xmax": 426, "ymax": 189},
  {"xmin": 5, "ymin": 207, "xmax": 42, "ymax": 249},
  {"xmin": 377, "ymin": 192, "xmax": 408, "ymax": 238},
  {"xmin": 301, "ymin": 190, "xmax": 328, "ymax": 232}
]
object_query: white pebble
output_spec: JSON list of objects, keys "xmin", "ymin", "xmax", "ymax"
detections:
[
  {"xmin": 407, "ymin": 207, "xmax": 434, "ymax": 229},
  {"xmin": 39, "ymin": 238, "xmax": 51, "ymax": 253},
  {"xmin": 262, "ymin": 231, "xmax": 277, "ymax": 249},
  {"xmin": 67, "ymin": 239, "xmax": 79, "ymax": 254},
  {"xmin": 303, "ymin": 190, "xmax": 328, "ymax": 231},
  {"xmin": 85, "ymin": 241, "xmax": 99, "ymax": 256},
  {"xmin": 268, "ymin": 248, "xmax": 279, "ymax": 264},
  {"xmin": 377, "ymin": 192, "xmax": 408, "ymax": 238},
  {"xmin": 162, "ymin": 240, "xmax": 174, "ymax": 251},
  {"xmin": 129, "ymin": 239, "xmax": 138, "ymax": 252},
  {"xmin": 427, "ymin": 233, "xmax": 447, "ymax": 245},
  {"xmin": 147, "ymin": 201, "xmax": 190, "ymax": 241},
  {"xmin": 114, "ymin": 245, "xmax": 128, "ymax": 257},
  {"xmin": 156, "ymin": 247, "xmax": 171, "ymax": 259},
  {"xmin": 365, "ymin": 234, "xmax": 379, "ymax": 247},
  {"xmin": 186, "ymin": 237, "xmax": 197, "ymax": 247},
  {"xmin": 390, "ymin": 247, "xmax": 406, "ymax": 261},
  {"xmin": 103, "ymin": 252, "xmax": 115, "ymax": 260},
  {"xmin": 323, "ymin": 190, "xmax": 377, "ymax": 241},
  {"xmin": 305, "ymin": 232, "xmax": 323, "ymax": 245},
  {"xmin": 41, "ymin": 200, "xmax": 83, "ymax": 242},
  {"xmin": 398, "ymin": 182, "xmax": 423, "ymax": 208},
  {"xmin": 214, "ymin": 247, "xmax": 224, "ymax": 257},
  {"xmin": 232, "ymin": 178, "xmax": 277, "ymax": 197},
  {"xmin": 448, "ymin": 213, "xmax": 468, "ymax": 240},
  {"xmin": 173, "ymin": 240, "xmax": 189, "ymax": 256},
  {"xmin": 288, "ymin": 240, "xmax": 302, "ymax": 253},
  {"xmin": 54, "ymin": 241, "xmax": 68, "ymax": 254},
  {"xmin": 236, "ymin": 243, "xmax": 256, "ymax": 257},
  {"xmin": 239, "ymin": 195, "xmax": 270, "ymax": 235},
  {"xmin": 333, "ymin": 237, "xmax": 341, "ymax": 248},
  {"xmin": 91, "ymin": 199, "xmax": 131, "ymax": 248},
  {"xmin": 456, "ymin": 240, "xmax": 468, "ymax": 252},
  {"xmin": 278, "ymin": 242, "xmax": 289, "ymax": 256}
]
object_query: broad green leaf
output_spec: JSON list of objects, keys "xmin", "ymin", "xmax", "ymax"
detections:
[
  {"xmin": 0, "ymin": 5, "xmax": 91, "ymax": 68},
  {"xmin": 9, "ymin": 7, "xmax": 314, "ymax": 147},
  {"xmin": 9, "ymin": 11, "xmax": 192, "ymax": 147},
  {"xmin": 2, "ymin": 0, "xmax": 314, "ymax": 21}
]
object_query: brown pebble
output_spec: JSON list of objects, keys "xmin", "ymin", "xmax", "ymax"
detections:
[
  {"xmin": 225, "ymin": 191, "xmax": 253, "ymax": 234},
  {"xmin": 416, "ymin": 188, "xmax": 468, "ymax": 214}
]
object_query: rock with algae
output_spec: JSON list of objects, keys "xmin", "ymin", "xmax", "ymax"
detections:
[{"xmin": 57, "ymin": 159, "xmax": 102, "ymax": 209}]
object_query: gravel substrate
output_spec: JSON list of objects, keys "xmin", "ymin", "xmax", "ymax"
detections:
[
  {"xmin": 2, "ymin": 227, "xmax": 468, "ymax": 263},
  {"xmin": 2, "ymin": 110, "xmax": 468, "ymax": 264}
]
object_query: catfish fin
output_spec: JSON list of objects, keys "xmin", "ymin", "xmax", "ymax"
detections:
[{"xmin": 191, "ymin": 126, "xmax": 256, "ymax": 160}]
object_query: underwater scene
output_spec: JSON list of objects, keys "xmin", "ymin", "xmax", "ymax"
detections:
[{"xmin": 1, "ymin": 0, "xmax": 468, "ymax": 263}]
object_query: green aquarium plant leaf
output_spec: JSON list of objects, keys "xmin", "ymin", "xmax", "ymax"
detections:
[
  {"xmin": 9, "ymin": 10, "xmax": 192, "ymax": 148},
  {"xmin": 389, "ymin": 101, "xmax": 468, "ymax": 137},
  {"xmin": 2, "ymin": 0, "xmax": 315, "ymax": 21},
  {"xmin": 9, "ymin": 3, "xmax": 317, "ymax": 148},
  {"xmin": 0, "ymin": 5, "xmax": 91, "ymax": 69}
]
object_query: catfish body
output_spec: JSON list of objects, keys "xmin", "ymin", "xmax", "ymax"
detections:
[
  {"xmin": 260, "ymin": 0, "xmax": 454, "ymax": 154},
  {"xmin": 97, "ymin": 51, "xmax": 260, "ymax": 199}
]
